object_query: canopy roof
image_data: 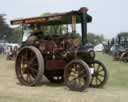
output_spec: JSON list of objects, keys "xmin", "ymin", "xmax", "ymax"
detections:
[{"xmin": 10, "ymin": 7, "xmax": 92, "ymax": 25}]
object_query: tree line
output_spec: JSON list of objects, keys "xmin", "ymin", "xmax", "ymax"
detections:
[{"xmin": 0, "ymin": 15, "xmax": 22, "ymax": 43}]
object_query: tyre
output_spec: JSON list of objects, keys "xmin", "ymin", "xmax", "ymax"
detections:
[
  {"xmin": 64, "ymin": 60, "xmax": 91, "ymax": 91},
  {"xmin": 120, "ymin": 52, "xmax": 128, "ymax": 62},
  {"xmin": 15, "ymin": 46, "xmax": 44, "ymax": 86},
  {"xmin": 89, "ymin": 60, "xmax": 108, "ymax": 88}
]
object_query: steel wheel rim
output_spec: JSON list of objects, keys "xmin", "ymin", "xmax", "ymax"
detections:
[
  {"xmin": 16, "ymin": 48, "xmax": 39, "ymax": 85},
  {"xmin": 90, "ymin": 62, "xmax": 106, "ymax": 87},
  {"xmin": 65, "ymin": 63, "xmax": 88, "ymax": 89}
]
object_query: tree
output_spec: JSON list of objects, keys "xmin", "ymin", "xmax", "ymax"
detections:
[
  {"xmin": 118, "ymin": 32, "xmax": 128, "ymax": 37},
  {"xmin": 11, "ymin": 26, "xmax": 23, "ymax": 43},
  {"xmin": 0, "ymin": 15, "xmax": 13, "ymax": 42},
  {"xmin": 87, "ymin": 33, "xmax": 105, "ymax": 45},
  {"xmin": 0, "ymin": 14, "xmax": 22, "ymax": 43},
  {"xmin": 117, "ymin": 32, "xmax": 128, "ymax": 44}
]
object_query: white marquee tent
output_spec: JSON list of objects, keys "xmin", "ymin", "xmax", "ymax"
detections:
[{"xmin": 94, "ymin": 44, "xmax": 104, "ymax": 52}]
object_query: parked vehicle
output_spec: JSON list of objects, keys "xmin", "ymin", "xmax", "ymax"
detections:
[
  {"xmin": 11, "ymin": 7, "xmax": 108, "ymax": 91},
  {"xmin": 0, "ymin": 45, "xmax": 5, "ymax": 54},
  {"xmin": 112, "ymin": 34, "xmax": 128, "ymax": 61},
  {"xmin": 6, "ymin": 46, "xmax": 18, "ymax": 60}
]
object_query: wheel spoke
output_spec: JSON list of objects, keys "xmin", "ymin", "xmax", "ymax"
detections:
[
  {"xmin": 79, "ymin": 70, "xmax": 87, "ymax": 78},
  {"xmin": 26, "ymin": 72, "xmax": 32, "ymax": 82},
  {"xmin": 79, "ymin": 78, "xmax": 85, "ymax": 86},
  {"xmin": 29, "ymin": 56, "xmax": 36, "ymax": 64},
  {"xmin": 68, "ymin": 76, "xmax": 77, "ymax": 82},
  {"xmin": 27, "ymin": 55, "xmax": 38, "ymax": 73},
  {"xmin": 96, "ymin": 76, "xmax": 102, "ymax": 83},
  {"xmin": 21, "ymin": 55, "xmax": 26, "ymax": 65},
  {"xmin": 30, "ymin": 68, "xmax": 38, "ymax": 73},
  {"xmin": 75, "ymin": 79, "xmax": 80, "ymax": 85},
  {"xmin": 98, "ymin": 73, "xmax": 104, "ymax": 77},
  {"xmin": 70, "ymin": 67, "xmax": 76, "ymax": 73},
  {"xmin": 76, "ymin": 64, "xmax": 80, "ymax": 69},
  {"xmin": 23, "ymin": 50, "xmax": 28, "ymax": 62},
  {"xmin": 25, "ymin": 50, "xmax": 28, "ymax": 59},
  {"xmin": 97, "ymin": 64, "xmax": 100, "ymax": 71},
  {"xmin": 31, "ymin": 64, "xmax": 38, "ymax": 67},
  {"xmin": 98, "ymin": 69, "xmax": 103, "ymax": 73}
]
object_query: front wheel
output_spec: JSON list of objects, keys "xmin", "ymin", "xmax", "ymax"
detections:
[
  {"xmin": 64, "ymin": 60, "xmax": 91, "ymax": 91},
  {"xmin": 120, "ymin": 52, "xmax": 128, "ymax": 62},
  {"xmin": 89, "ymin": 60, "xmax": 108, "ymax": 88}
]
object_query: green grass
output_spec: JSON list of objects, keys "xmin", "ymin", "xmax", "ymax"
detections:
[{"xmin": 96, "ymin": 52, "xmax": 128, "ymax": 88}]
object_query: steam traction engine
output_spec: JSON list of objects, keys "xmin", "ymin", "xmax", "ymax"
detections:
[{"xmin": 11, "ymin": 7, "xmax": 108, "ymax": 91}]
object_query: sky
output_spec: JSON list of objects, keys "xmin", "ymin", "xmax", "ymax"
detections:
[{"xmin": 0, "ymin": 0, "xmax": 127, "ymax": 38}]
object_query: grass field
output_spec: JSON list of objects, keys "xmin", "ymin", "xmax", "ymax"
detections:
[
  {"xmin": 96, "ymin": 53, "xmax": 128, "ymax": 88},
  {"xmin": 0, "ymin": 53, "xmax": 128, "ymax": 102}
]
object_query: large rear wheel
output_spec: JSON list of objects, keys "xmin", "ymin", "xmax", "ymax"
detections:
[{"xmin": 15, "ymin": 46, "xmax": 44, "ymax": 86}]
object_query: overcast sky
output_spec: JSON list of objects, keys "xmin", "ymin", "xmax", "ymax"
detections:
[{"xmin": 0, "ymin": 0, "xmax": 127, "ymax": 38}]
